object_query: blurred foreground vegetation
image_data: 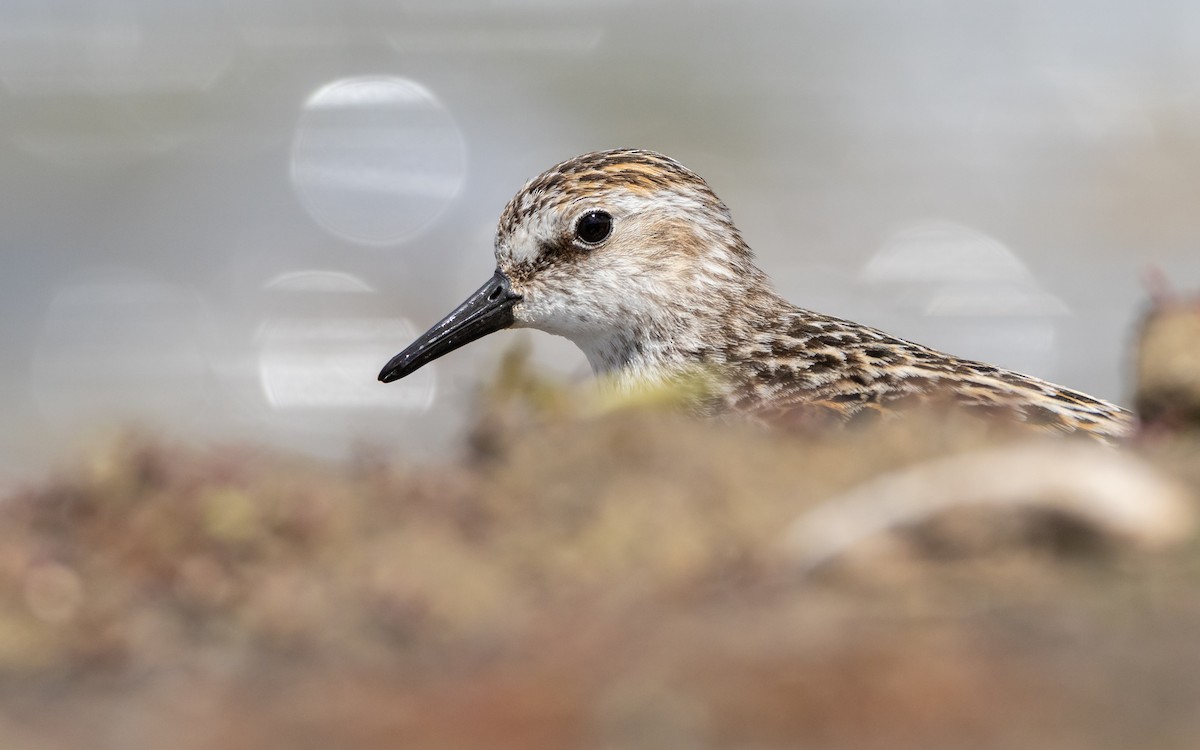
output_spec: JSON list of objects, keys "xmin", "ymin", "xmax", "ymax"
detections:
[{"xmin": 2, "ymin": 351, "xmax": 1200, "ymax": 749}]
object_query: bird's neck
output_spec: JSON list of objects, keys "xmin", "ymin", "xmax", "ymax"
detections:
[{"xmin": 576, "ymin": 275, "xmax": 795, "ymax": 394}]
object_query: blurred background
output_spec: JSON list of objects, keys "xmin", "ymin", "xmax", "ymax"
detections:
[{"xmin": 4, "ymin": 0, "xmax": 1200, "ymax": 483}]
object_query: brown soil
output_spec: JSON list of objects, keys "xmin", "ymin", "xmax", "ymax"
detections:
[{"xmin": 2, "ymin": 354, "xmax": 1199, "ymax": 750}]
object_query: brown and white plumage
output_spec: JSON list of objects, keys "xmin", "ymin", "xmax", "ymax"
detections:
[{"xmin": 381, "ymin": 149, "xmax": 1134, "ymax": 441}]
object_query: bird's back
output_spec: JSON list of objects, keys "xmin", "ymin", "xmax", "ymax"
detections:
[{"xmin": 711, "ymin": 307, "xmax": 1135, "ymax": 441}]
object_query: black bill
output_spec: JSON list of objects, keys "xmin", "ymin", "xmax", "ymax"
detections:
[{"xmin": 378, "ymin": 269, "xmax": 522, "ymax": 383}]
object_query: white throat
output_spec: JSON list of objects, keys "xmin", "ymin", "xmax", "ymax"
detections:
[{"xmin": 567, "ymin": 320, "xmax": 712, "ymax": 393}]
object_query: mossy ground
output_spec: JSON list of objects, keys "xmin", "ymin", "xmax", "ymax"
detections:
[{"xmin": 2, "ymin": 352, "xmax": 1199, "ymax": 749}]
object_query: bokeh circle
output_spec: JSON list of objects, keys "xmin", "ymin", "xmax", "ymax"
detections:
[{"xmin": 290, "ymin": 76, "xmax": 468, "ymax": 246}]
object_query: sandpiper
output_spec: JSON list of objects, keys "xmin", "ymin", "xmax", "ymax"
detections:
[{"xmin": 379, "ymin": 149, "xmax": 1134, "ymax": 440}]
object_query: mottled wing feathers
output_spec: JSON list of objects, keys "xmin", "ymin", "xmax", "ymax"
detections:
[{"xmin": 721, "ymin": 311, "xmax": 1135, "ymax": 441}]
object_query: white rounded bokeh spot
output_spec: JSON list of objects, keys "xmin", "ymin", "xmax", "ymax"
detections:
[
  {"xmin": 290, "ymin": 76, "xmax": 467, "ymax": 246},
  {"xmin": 860, "ymin": 220, "xmax": 1069, "ymax": 378},
  {"xmin": 255, "ymin": 269, "xmax": 436, "ymax": 413}
]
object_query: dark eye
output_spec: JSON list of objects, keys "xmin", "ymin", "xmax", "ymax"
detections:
[{"xmin": 574, "ymin": 210, "xmax": 613, "ymax": 245}]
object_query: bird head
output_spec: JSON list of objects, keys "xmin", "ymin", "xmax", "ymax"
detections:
[{"xmin": 379, "ymin": 149, "xmax": 763, "ymax": 383}]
